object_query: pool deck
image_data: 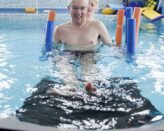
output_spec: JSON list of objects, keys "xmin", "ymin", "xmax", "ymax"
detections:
[{"xmin": 0, "ymin": 116, "xmax": 164, "ymax": 131}]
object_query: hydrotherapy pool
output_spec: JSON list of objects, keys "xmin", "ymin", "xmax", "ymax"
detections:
[{"xmin": 0, "ymin": 14, "xmax": 164, "ymax": 129}]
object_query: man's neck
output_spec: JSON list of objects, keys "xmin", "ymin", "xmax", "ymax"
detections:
[
  {"xmin": 88, "ymin": 16, "xmax": 94, "ymax": 20},
  {"xmin": 72, "ymin": 20, "xmax": 87, "ymax": 28}
]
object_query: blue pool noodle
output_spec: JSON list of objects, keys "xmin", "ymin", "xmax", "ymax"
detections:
[
  {"xmin": 127, "ymin": 18, "xmax": 136, "ymax": 54},
  {"xmin": 125, "ymin": 7, "xmax": 133, "ymax": 44},
  {"xmin": 45, "ymin": 21, "xmax": 55, "ymax": 51},
  {"xmin": 45, "ymin": 11, "xmax": 55, "ymax": 52},
  {"xmin": 39, "ymin": 11, "xmax": 55, "ymax": 61}
]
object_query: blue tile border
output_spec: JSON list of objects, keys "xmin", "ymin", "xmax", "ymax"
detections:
[
  {"xmin": 0, "ymin": 8, "xmax": 69, "ymax": 14},
  {"xmin": 0, "ymin": 7, "xmax": 102, "ymax": 14}
]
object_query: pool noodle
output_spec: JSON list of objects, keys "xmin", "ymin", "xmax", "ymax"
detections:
[
  {"xmin": 133, "ymin": 7, "xmax": 142, "ymax": 43},
  {"xmin": 125, "ymin": 7, "xmax": 133, "ymax": 44},
  {"xmin": 127, "ymin": 18, "xmax": 136, "ymax": 54},
  {"xmin": 45, "ymin": 10, "xmax": 55, "ymax": 52},
  {"xmin": 115, "ymin": 9, "xmax": 125, "ymax": 46}
]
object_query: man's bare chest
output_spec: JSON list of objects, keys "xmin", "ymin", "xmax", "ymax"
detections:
[{"xmin": 61, "ymin": 28, "xmax": 99, "ymax": 46}]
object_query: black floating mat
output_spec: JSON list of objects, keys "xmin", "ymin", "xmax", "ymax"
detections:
[{"xmin": 16, "ymin": 77, "xmax": 163, "ymax": 130}]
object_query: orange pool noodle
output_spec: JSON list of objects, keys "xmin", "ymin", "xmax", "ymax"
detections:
[
  {"xmin": 48, "ymin": 10, "xmax": 56, "ymax": 21},
  {"xmin": 115, "ymin": 9, "xmax": 125, "ymax": 46},
  {"xmin": 133, "ymin": 7, "xmax": 142, "ymax": 43},
  {"xmin": 115, "ymin": 27, "xmax": 123, "ymax": 46}
]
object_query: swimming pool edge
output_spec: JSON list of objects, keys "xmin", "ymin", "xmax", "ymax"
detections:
[{"xmin": 0, "ymin": 116, "xmax": 164, "ymax": 131}]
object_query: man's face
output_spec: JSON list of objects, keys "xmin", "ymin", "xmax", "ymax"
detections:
[{"xmin": 69, "ymin": 0, "xmax": 89, "ymax": 25}]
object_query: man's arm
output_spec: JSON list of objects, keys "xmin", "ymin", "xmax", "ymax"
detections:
[{"xmin": 96, "ymin": 21, "xmax": 112, "ymax": 45}]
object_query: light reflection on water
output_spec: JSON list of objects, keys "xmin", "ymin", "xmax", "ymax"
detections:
[
  {"xmin": 0, "ymin": 29, "xmax": 51, "ymax": 118},
  {"xmin": 0, "ymin": 35, "xmax": 17, "ymax": 90},
  {"xmin": 136, "ymin": 44, "xmax": 164, "ymax": 95}
]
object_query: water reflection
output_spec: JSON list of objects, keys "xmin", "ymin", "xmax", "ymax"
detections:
[
  {"xmin": 0, "ymin": 33, "xmax": 17, "ymax": 118},
  {"xmin": 16, "ymin": 77, "xmax": 163, "ymax": 129},
  {"xmin": 17, "ymin": 44, "xmax": 164, "ymax": 129},
  {"xmin": 136, "ymin": 44, "xmax": 164, "ymax": 94}
]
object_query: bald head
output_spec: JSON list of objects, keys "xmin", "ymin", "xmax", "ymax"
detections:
[{"xmin": 69, "ymin": 0, "xmax": 89, "ymax": 7}]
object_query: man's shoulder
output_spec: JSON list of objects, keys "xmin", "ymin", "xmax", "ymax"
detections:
[
  {"xmin": 57, "ymin": 21, "xmax": 72, "ymax": 29},
  {"xmin": 89, "ymin": 19, "xmax": 104, "ymax": 27}
]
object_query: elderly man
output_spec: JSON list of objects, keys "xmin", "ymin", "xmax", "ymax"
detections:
[
  {"xmin": 51, "ymin": 0, "xmax": 113, "ymax": 94},
  {"xmin": 54, "ymin": 0, "xmax": 112, "ymax": 51}
]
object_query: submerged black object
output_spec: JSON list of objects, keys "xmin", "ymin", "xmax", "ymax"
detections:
[{"xmin": 16, "ymin": 77, "xmax": 163, "ymax": 129}]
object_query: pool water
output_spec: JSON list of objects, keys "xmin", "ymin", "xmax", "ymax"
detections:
[{"xmin": 0, "ymin": 15, "xmax": 164, "ymax": 129}]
